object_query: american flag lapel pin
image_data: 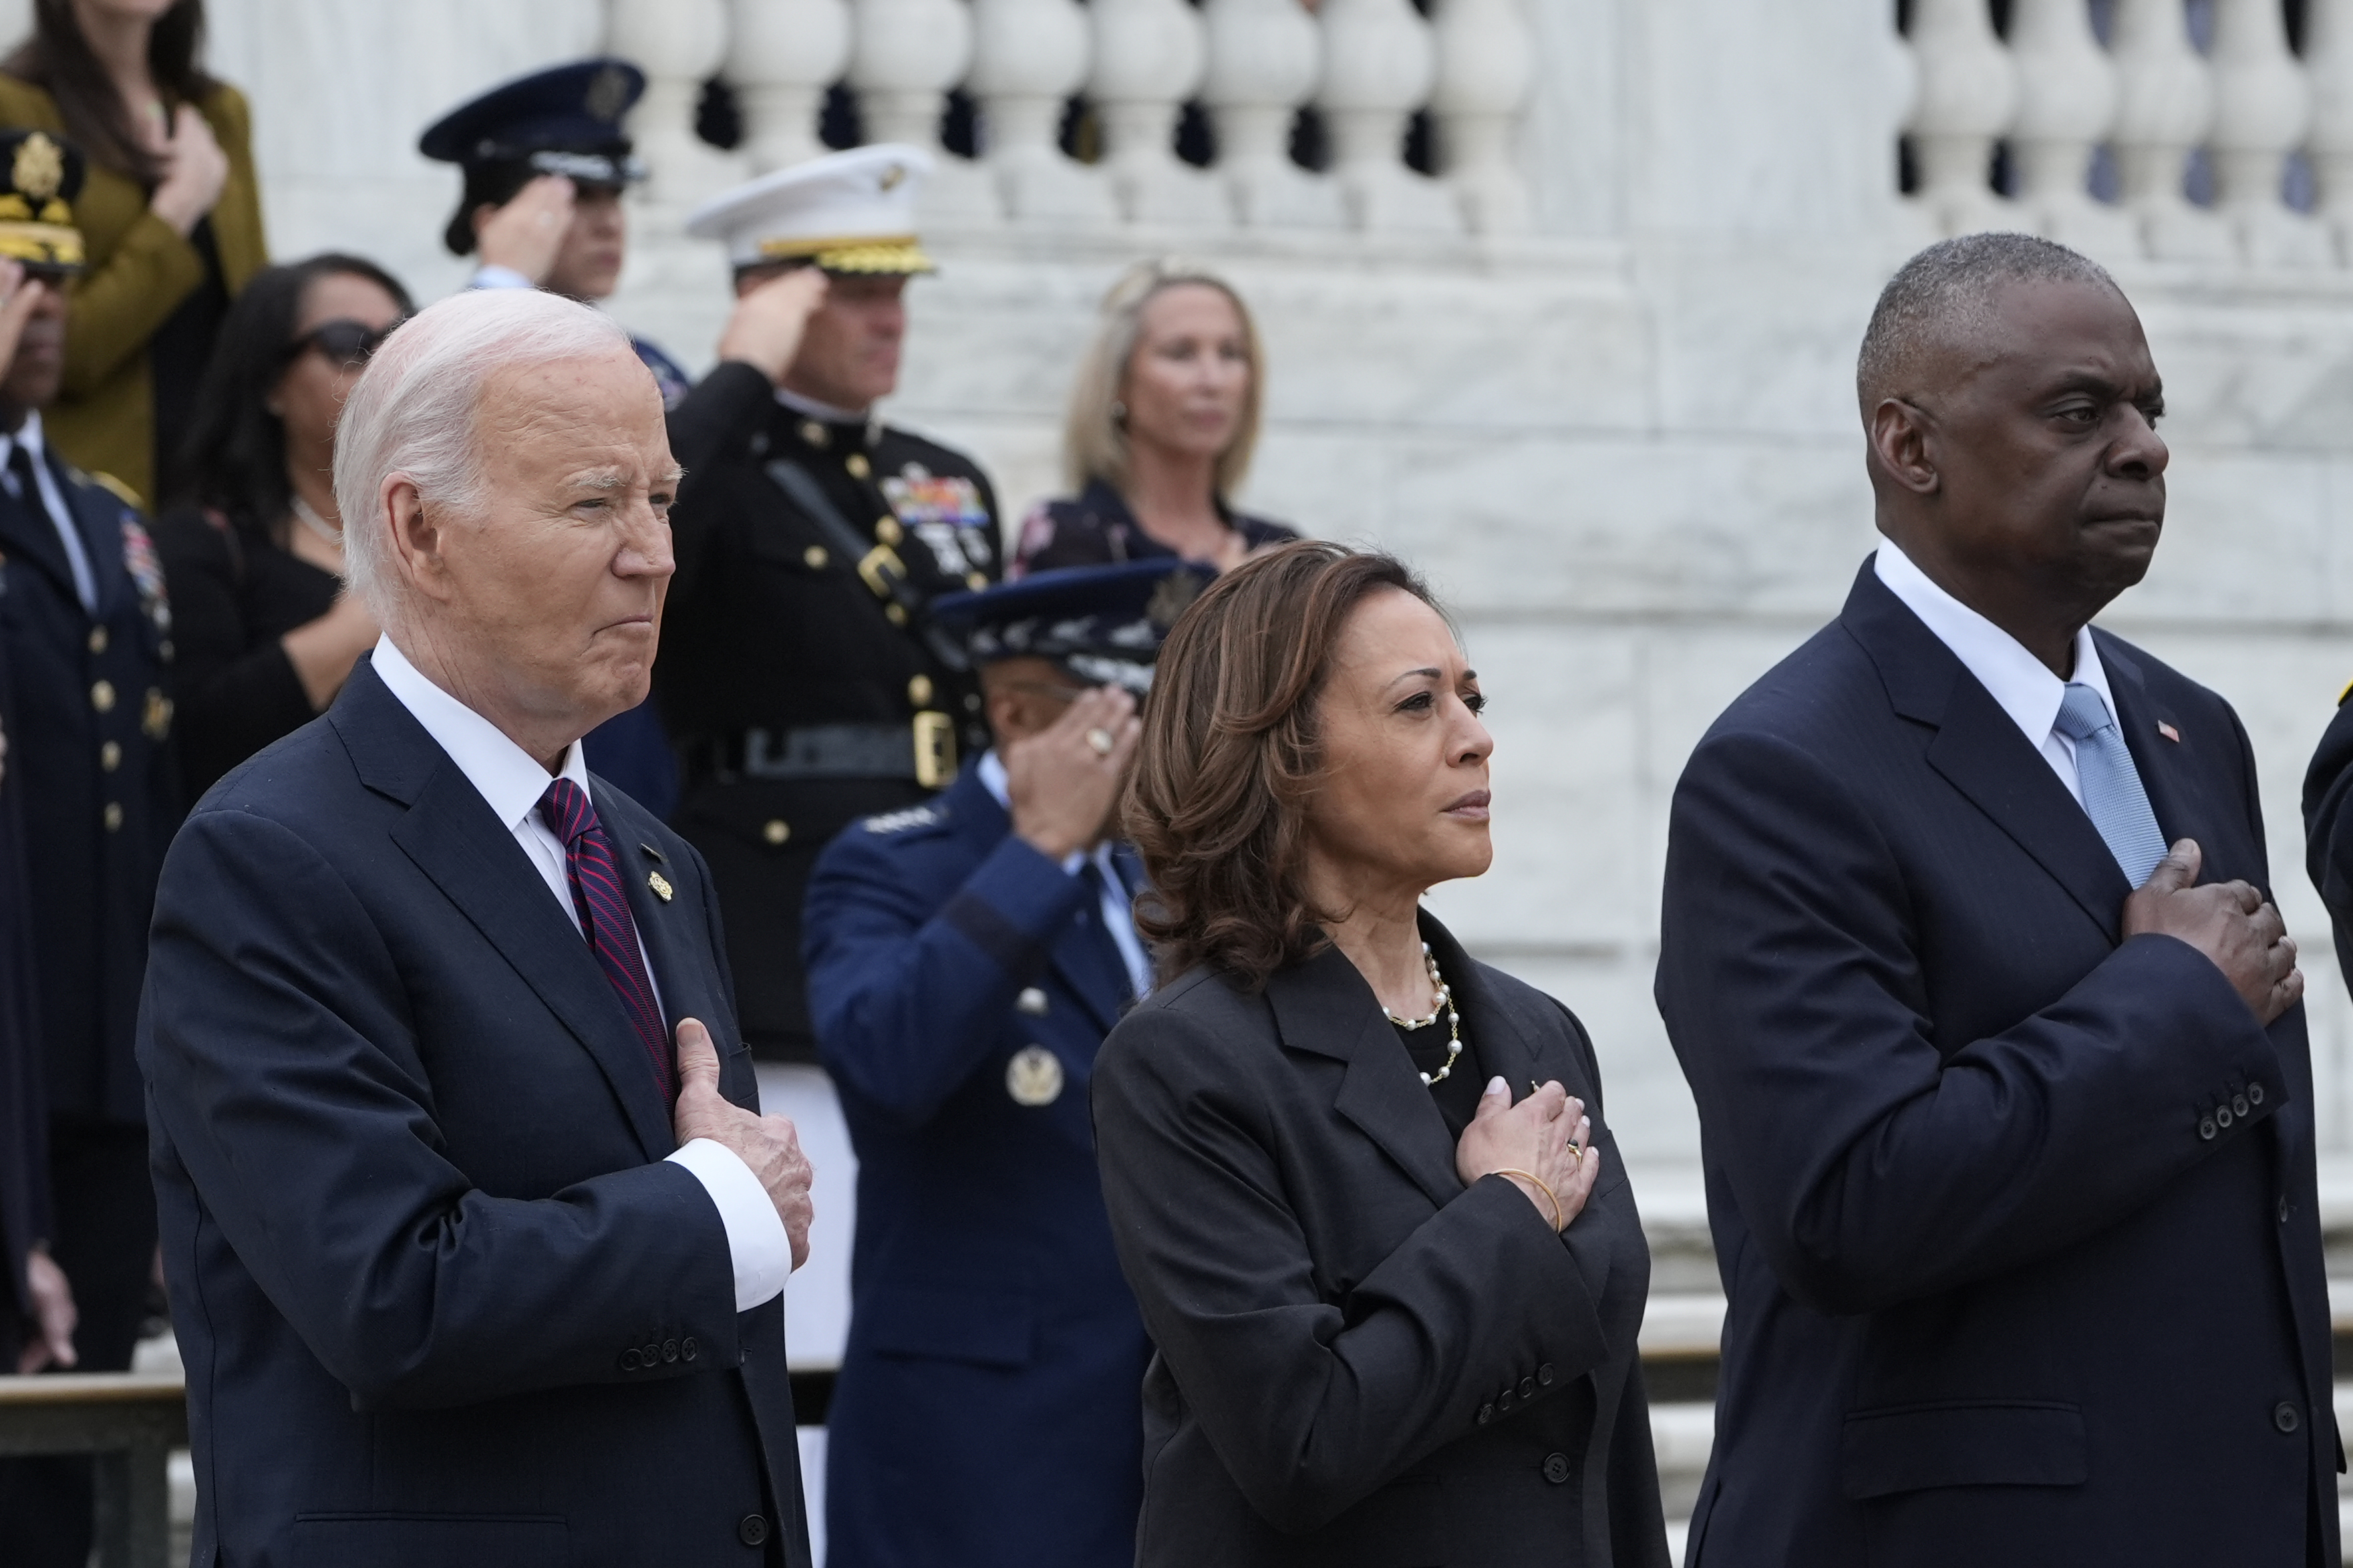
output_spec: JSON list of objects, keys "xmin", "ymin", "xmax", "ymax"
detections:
[{"xmin": 2157, "ymin": 722, "xmax": 2181, "ymax": 744}]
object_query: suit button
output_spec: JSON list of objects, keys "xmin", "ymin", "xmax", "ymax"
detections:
[
  {"xmin": 1519, "ymin": 1377, "xmax": 1535, "ymax": 1399},
  {"xmin": 802, "ymin": 545, "xmax": 828, "ymax": 570},
  {"xmin": 2199, "ymin": 1116, "xmax": 2217, "ymax": 1141},
  {"xmin": 763, "ymin": 819, "xmax": 791, "ymax": 846},
  {"xmin": 90, "ymin": 679, "xmax": 114, "ymax": 712},
  {"xmin": 619, "ymin": 1348, "xmax": 641, "ymax": 1372},
  {"xmin": 642, "ymin": 1342, "xmax": 661, "ymax": 1366},
  {"xmin": 663, "ymin": 1338, "xmax": 680, "ymax": 1364},
  {"xmin": 907, "ymin": 673, "xmax": 933, "ymax": 708},
  {"xmin": 2233, "ymin": 1093, "xmax": 2250, "ymax": 1118},
  {"xmin": 2215, "ymin": 1104, "xmax": 2234, "ymax": 1130},
  {"xmin": 87, "ymin": 625, "xmax": 107, "ymax": 654},
  {"xmin": 2250, "ymin": 1082, "xmax": 2266, "ymax": 1106},
  {"xmin": 1542, "ymin": 1452, "xmax": 1571, "ymax": 1485},
  {"xmin": 1538, "ymin": 1363, "xmax": 1555, "ymax": 1386},
  {"xmin": 738, "ymin": 1514, "xmax": 770, "ymax": 1547},
  {"xmin": 1476, "ymin": 1403, "xmax": 1495, "ymax": 1426},
  {"xmin": 102, "ymin": 802, "xmax": 122, "ymax": 832},
  {"xmin": 2276, "ymin": 1402, "xmax": 2302, "ymax": 1433},
  {"xmin": 99, "ymin": 740, "xmax": 120, "ymax": 772},
  {"xmin": 846, "ymin": 453, "xmax": 871, "ymax": 480},
  {"xmin": 1498, "ymin": 1388, "xmax": 1516, "ymax": 1412},
  {"xmin": 875, "ymin": 515, "xmax": 902, "ymax": 544},
  {"xmin": 682, "ymin": 1336, "xmax": 699, "ymax": 1362}
]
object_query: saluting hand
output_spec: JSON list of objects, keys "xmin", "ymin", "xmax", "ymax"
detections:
[
  {"xmin": 474, "ymin": 174, "xmax": 577, "ymax": 287},
  {"xmin": 0, "ymin": 259, "xmax": 45, "ymax": 394},
  {"xmin": 718, "ymin": 267, "xmax": 830, "ymax": 385},
  {"xmin": 2123, "ymin": 839, "xmax": 2302, "ymax": 1025},
  {"xmin": 1455, "ymin": 1078, "xmax": 1600, "ymax": 1234},
  {"xmin": 671, "ymin": 1019, "xmax": 814, "ymax": 1269},
  {"xmin": 1006, "ymin": 685, "xmax": 1140, "ymax": 863}
]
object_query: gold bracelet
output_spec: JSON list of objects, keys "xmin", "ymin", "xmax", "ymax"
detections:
[{"xmin": 1493, "ymin": 1168, "xmax": 1564, "ymax": 1233}]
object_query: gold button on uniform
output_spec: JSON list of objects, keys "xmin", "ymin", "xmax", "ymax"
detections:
[
  {"xmin": 803, "ymin": 544, "xmax": 829, "ymax": 570},
  {"xmin": 966, "ymin": 571, "xmax": 988, "ymax": 591},
  {"xmin": 87, "ymin": 625, "xmax": 107, "ymax": 654},
  {"xmin": 102, "ymin": 802, "xmax": 122, "ymax": 832},
  {"xmin": 907, "ymin": 674, "xmax": 933, "ymax": 708},
  {"xmin": 99, "ymin": 741, "xmax": 120, "ymax": 772},
  {"xmin": 763, "ymin": 819, "xmax": 792, "ymax": 846},
  {"xmin": 1006, "ymin": 1045, "xmax": 1064, "ymax": 1106},
  {"xmin": 846, "ymin": 454, "xmax": 871, "ymax": 480},
  {"xmin": 90, "ymin": 679, "xmax": 114, "ymax": 712},
  {"xmin": 800, "ymin": 420, "xmax": 829, "ymax": 448},
  {"xmin": 874, "ymin": 516, "xmax": 903, "ymax": 546},
  {"xmin": 885, "ymin": 603, "xmax": 907, "ymax": 626}
]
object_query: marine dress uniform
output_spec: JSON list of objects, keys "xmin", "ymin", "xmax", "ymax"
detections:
[
  {"xmin": 660, "ymin": 147, "xmax": 1001, "ymax": 1060},
  {"xmin": 803, "ymin": 561, "xmax": 1208, "ymax": 1568},
  {"xmin": 0, "ymin": 132, "xmax": 180, "ymax": 1567},
  {"xmin": 420, "ymin": 57, "xmax": 685, "ymax": 817}
]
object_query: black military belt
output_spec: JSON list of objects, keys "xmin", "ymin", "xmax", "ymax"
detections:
[{"xmin": 697, "ymin": 718, "xmax": 955, "ymax": 788}]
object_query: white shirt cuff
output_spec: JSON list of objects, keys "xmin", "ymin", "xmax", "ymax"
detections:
[
  {"xmin": 666, "ymin": 1137, "xmax": 793, "ymax": 1311},
  {"xmin": 470, "ymin": 264, "xmax": 536, "ymax": 291}
]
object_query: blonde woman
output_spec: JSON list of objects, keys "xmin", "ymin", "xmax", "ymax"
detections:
[{"xmin": 1012, "ymin": 258, "xmax": 1297, "ymax": 578}]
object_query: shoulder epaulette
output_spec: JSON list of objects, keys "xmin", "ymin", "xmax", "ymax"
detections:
[{"xmin": 78, "ymin": 468, "xmax": 142, "ymax": 511}]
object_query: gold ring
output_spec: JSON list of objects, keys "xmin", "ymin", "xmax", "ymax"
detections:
[
  {"xmin": 1086, "ymin": 728, "xmax": 1115, "ymax": 757},
  {"xmin": 1565, "ymin": 1141, "xmax": 1583, "ymax": 1165}
]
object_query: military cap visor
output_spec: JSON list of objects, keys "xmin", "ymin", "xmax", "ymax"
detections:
[
  {"xmin": 931, "ymin": 561, "xmax": 1214, "ymax": 695},
  {"xmin": 689, "ymin": 145, "xmax": 939, "ymax": 276},
  {"xmin": 0, "ymin": 130, "xmax": 85, "ymax": 273},
  {"xmin": 418, "ymin": 57, "xmax": 647, "ymax": 176}
]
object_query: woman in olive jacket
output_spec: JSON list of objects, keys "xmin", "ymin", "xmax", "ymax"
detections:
[
  {"xmin": 1094, "ymin": 542, "xmax": 1668, "ymax": 1568},
  {"xmin": 0, "ymin": 0, "xmax": 264, "ymax": 507}
]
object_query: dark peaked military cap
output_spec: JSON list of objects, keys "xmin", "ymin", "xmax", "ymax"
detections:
[
  {"xmin": 931, "ymin": 559, "xmax": 1214, "ymax": 695},
  {"xmin": 0, "ymin": 128, "xmax": 84, "ymax": 272}
]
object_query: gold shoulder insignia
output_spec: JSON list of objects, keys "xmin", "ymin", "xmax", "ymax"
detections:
[{"xmin": 84, "ymin": 470, "xmax": 143, "ymax": 510}]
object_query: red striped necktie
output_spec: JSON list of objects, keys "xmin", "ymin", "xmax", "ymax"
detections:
[{"xmin": 537, "ymin": 778, "xmax": 675, "ymax": 1104}]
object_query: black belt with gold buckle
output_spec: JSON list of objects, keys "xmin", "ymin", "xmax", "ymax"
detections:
[{"xmin": 696, "ymin": 718, "xmax": 955, "ymax": 790}]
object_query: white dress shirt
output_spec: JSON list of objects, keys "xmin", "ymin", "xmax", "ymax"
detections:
[
  {"xmin": 1873, "ymin": 538, "xmax": 2123, "ymax": 810},
  {"xmin": 0, "ymin": 411, "xmax": 96, "ymax": 611},
  {"xmin": 979, "ymin": 750, "xmax": 1154, "ymax": 997},
  {"xmin": 371, "ymin": 636, "xmax": 793, "ymax": 1310}
]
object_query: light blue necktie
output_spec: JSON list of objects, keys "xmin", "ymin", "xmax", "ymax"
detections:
[{"xmin": 2052, "ymin": 682, "xmax": 2167, "ymax": 887}]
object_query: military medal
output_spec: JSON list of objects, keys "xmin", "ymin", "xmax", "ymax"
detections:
[{"xmin": 1005, "ymin": 1045, "xmax": 1063, "ymax": 1106}]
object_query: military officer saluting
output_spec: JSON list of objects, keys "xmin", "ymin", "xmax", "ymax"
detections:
[
  {"xmin": 0, "ymin": 132, "xmax": 180, "ymax": 1563},
  {"xmin": 661, "ymin": 145, "xmax": 1003, "ymax": 1061},
  {"xmin": 803, "ymin": 559, "xmax": 1207, "ymax": 1568}
]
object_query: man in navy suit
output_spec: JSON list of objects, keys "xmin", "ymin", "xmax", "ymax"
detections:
[
  {"xmin": 1658, "ymin": 233, "xmax": 2334, "ymax": 1567},
  {"xmin": 803, "ymin": 561, "xmax": 1207, "ymax": 1567},
  {"xmin": 139, "ymin": 286, "xmax": 818, "ymax": 1567},
  {"xmin": 0, "ymin": 133, "xmax": 180, "ymax": 1567}
]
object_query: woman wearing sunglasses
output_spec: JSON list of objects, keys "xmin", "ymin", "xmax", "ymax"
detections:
[{"xmin": 153, "ymin": 253, "xmax": 408, "ymax": 800}]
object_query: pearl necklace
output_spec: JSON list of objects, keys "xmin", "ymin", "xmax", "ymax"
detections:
[
  {"xmin": 291, "ymin": 494, "xmax": 342, "ymax": 548},
  {"xmin": 1385, "ymin": 941, "xmax": 1462, "ymax": 1087}
]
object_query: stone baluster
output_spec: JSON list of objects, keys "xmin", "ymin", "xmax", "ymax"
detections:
[
  {"xmin": 2308, "ymin": 0, "xmax": 2353, "ymax": 261},
  {"xmin": 2006, "ymin": 0, "xmax": 2135, "ymax": 258},
  {"xmin": 1088, "ymin": 0, "xmax": 1226, "ymax": 226},
  {"xmin": 610, "ymin": 0, "xmax": 739, "ymax": 204},
  {"xmin": 2209, "ymin": 0, "xmax": 2327, "ymax": 263},
  {"xmin": 846, "ymin": 0, "xmax": 997, "ymax": 221},
  {"xmin": 969, "ymin": 0, "xmax": 1114, "ymax": 221},
  {"xmin": 2109, "ymin": 0, "xmax": 2229, "ymax": 260},
  {"xmin": 1314, "ymin": 0, "xmax": 1456, "ymax": 232},
  {"xmin": 1900, "ymin": 0, "xmax": 2017, "ymax": 236},
  {"xmin": 1201, "ymin": 0, "xmax": 1342, "ymax": 228},
  {"xmin": 730, "ymin": 0, "xmax": 852, "ymax": 172},
  {"xmin": 1427, "ymin": 0, "xmax": 1535, "ymax": 234}
]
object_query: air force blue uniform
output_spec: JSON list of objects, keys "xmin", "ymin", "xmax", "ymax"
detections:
[{"xmin": 804, "ymin": 763, "xmax": 1152, "ymax": 1567}]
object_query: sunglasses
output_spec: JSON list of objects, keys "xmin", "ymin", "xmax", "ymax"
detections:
[{"xmin": 288, "ymin": 317, "xmax": 401, "ymax": 366}]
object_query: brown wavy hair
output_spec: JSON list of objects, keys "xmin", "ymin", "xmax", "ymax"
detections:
[{"xmin": 1126, "ymin": 540, "xmax": 1438, "ymax": 991}]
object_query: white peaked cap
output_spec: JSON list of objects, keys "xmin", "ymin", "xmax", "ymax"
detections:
[{"xmin": 685, "ymin": 143, "xmax": 937, "ymax": 273}]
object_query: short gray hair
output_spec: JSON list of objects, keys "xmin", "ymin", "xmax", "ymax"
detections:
[
  {"xmin": 1856, "ymin": 232, "xmax": 2119, "ymax": 417},
  {"xmin": 334, "ymin": 287, "xmax": 634, "ymax": 618},
  {"xmin": 1064, "ymin": 257, "xmax": 1263, "ymax": 502}
]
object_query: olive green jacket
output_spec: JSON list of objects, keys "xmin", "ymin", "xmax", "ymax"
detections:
[{"xmin": 0, "ymin": 77, "xmax": 267, "ymax": 506}]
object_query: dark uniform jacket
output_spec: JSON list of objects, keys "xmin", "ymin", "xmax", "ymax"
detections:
[
  {"xmin": 659, "ymin": 362, "xmax": 1001, "ymax": 1058},
  {"xmin": 0, "ymin": 438, "xmax": 175, "ymax": 1127},
  {"xmin": 0, "ymin": 629, "xmax": 48, "ymax": 1342},
  {"xmin": 139, "ymin": 657, "xmax": 811, "ymax": 1568},
  {"xmin": 1009, "ymin": 476, "xmax": 1297, "ymax": 578},
  {"xmin": 1092, "ymin": 913, "xmax": 1668, "ymax": 1568},
  {"xmin": 1658, "ymin": 563, "xmax": 2337, "ymax": 1568},
  {"xmin": 803, "ymin": 762, "xmax": 1152, "ymax": 1568}
]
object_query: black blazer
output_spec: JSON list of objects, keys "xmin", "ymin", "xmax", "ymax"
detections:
[
  {"xmin": 138, "ymin": 657, "xmax": 810, "ymax": 1568},
  {"xmin": 1092, "ymin": 913, "xmax": 1668, "ymax": 1568},
  {"xmin": 1657, "ymin": 561, "xmax": 2336, "ymax": 1567}
]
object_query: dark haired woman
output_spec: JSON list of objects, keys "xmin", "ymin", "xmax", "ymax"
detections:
[
  {"xmin": 0, "ymin": 0, "xmax": 264, "ymax": 507},
  {"xmin": 1094, "ymin": 542, "xmax": 1668, "ymax": 1567},
  {"xmin": 152, "ymin": 254, "xmax": 405, "ymax": 799},
  {"xmin": 1011, "ymin": 258, "xmax": 1296, "ymax": 579}
]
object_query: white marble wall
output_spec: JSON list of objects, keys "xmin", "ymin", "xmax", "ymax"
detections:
[{"xmin": 130, "ymin": 1, "xmax": 2353, "ymax": 1167}]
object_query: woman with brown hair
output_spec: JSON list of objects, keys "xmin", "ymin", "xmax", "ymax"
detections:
[
  {"xmin": 1010, "ymin": 257, "xmax": 1297, "ymax": 578},
  {"xmin": 0, "ymin": 0, "xmax": 263, "ymax": 507},
  {"xmin": 1093, "ymin": 541, "xmax": 1667, "ymax": 1568}
]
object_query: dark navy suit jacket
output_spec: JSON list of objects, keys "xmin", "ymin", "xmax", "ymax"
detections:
[
  {"xmin": 1657, "ymin": 562, "xmax": 2336, "ymax": 1567},
  {"xmin": 138, "ymin": 657, "xmax": 810, "ymax": 1568},
  {"xmin": 802, "ymin": 762, "xmax": 1152, "ymax": 1568}
]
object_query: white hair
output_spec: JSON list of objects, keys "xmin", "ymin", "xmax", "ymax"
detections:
[{"xmin": 334, "ymin": 287, "xmax": 634, "ymax": 619}]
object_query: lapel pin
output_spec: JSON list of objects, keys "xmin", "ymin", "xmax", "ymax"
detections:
[
  {"xmin": 2157, "ymin": 722, "xmax": 2181, "ymax": 744},
  {"xmin": 647, "ymin": 870, "xmax": 673, "ymax": 903},
  {"xmin": 639, "ymin": 841, "xmax": 666, "ymax": 863}
]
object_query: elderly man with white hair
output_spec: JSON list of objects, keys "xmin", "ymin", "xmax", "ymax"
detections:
[{"xmin": 137, "ymin": 287, "xmax": 818, "ymax": 1568}]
